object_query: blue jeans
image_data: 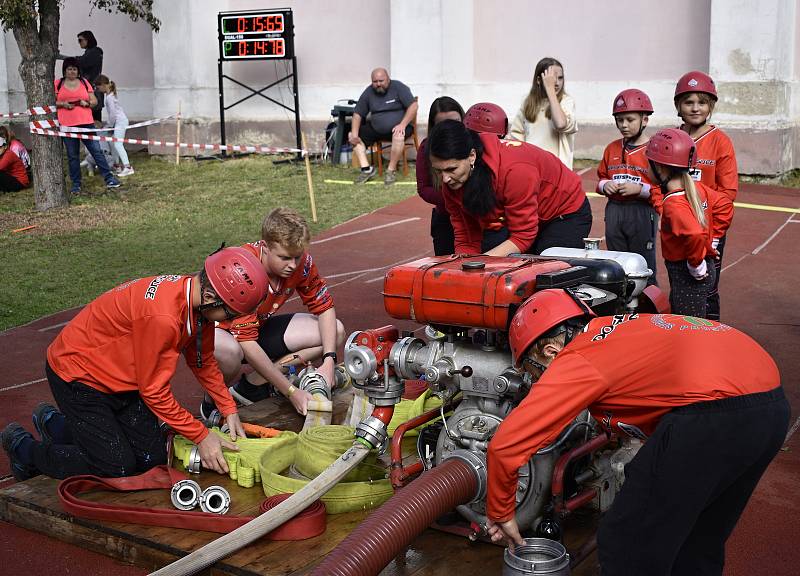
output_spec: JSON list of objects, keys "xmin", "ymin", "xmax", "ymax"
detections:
[{"xmin": 62, "ymin": 125, "xmax": 115, "ymax": 188}]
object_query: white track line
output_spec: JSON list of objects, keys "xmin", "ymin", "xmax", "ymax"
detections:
[
  {"xmin": 576, "ymin": 167, "xmax": 592, "ymax": 176},
  {"xmin": 752, "ymin": 214, "xmax": 797, "ymax": 255},
  {"xmin": 38, "ymin": 320, "xmax": 69, "ymax": 332},
  {"xmin": 312, "ymin": 217, "xmax": 421, "ymax": 245},
  {"xmin": 0, "ymin": 377, "xmax": 46, "ymax": 393},
  {"xmin": 785, "ymin": 415, "xmax": 800, "ymax": 446}
]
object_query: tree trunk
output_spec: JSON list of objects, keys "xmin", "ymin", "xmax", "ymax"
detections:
[{"xmin": 13, "ymin": 0, "xmax": 67, "ymax": 210}]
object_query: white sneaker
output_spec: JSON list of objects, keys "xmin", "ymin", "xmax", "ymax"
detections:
[{"xmin": 117, "ymin": 167, "xmax": 135, "ymax": 177}]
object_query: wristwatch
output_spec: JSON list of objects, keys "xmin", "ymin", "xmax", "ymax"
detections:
[{"xmin": 322, "ymin": 351, "xmax": 337, "ymax": 363}]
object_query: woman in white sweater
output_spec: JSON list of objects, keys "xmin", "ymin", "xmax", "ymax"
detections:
[
  {"xmin": 508, "ymin": 57, "xmax": 578, "ymax": 169},
  {"xmin": 96, "ymin": 74, "xmax": 133, "ymax": 176}
]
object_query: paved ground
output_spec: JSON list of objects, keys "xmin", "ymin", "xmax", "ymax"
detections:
[{"xmin": 1, "ymin": 174, "xmax": 798, "ymax": 574}]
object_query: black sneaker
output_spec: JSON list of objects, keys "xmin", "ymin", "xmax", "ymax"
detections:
[
  {"xmin": 1, "ymin": 423, "xmax": 38, "ymax": 481},
  {"xmin": 32, "ymin": 402, "xmax": 63, "ymax": 444},
  {"xmin": 200, "ymin": 394, "xmax": 220, "ymax": 425},
  {"xmin": 354, "ymin": 167, "xmax": 376, "ymax": 184},
  {"xmin": 228, "ymin": 379, "xmax": 276, "ymax": 405}
]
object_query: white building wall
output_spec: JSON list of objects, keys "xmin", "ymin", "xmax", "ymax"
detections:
[{"xmin": 2, "ymin": 0, "xmax": 798, "ymax": 173}]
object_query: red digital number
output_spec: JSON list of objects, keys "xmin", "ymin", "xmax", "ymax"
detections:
[
  {"xmin": 237, "ymin": 41, "xmax": 247, "ymax": 56},
  {"xmin": 237, "ymin": 17, "xmax": 246, "ymax": 33},
  {"xmin": 275, "ymin": 38, "xmax": 284, "ymax": 56}
]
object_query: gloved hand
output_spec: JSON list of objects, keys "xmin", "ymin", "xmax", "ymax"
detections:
[
  {"xmin": 711, "ymin": 238, "xmax": 720, "ymax": 251},
  {"xmin": 687, "ymin": 259, "xmax": 708, "ymax": 280}
]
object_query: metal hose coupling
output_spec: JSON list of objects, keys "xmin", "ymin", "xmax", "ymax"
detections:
[
  {"xmin": 202, "ymin": 408, "xmax": 224, "ymax": 429},
  {"xmin": 170, "ymin": 479, "xmax": 202, "ymax": 511},
  {"xmin": 442, "ymin": 449, "xmax": 487, "ymax": 503},
  {"xmin": 184, "ymin": 445, "xmax": 202, "ymax": 474},
  {"xmin": 298, "ymin": 365, "xmax": 331, "ymax": 399},
  {"xmin": 355, "ymin": 415, "xmax": 389, "ymax": 451},
  {"xmin": 199, "ymin": 485, "xmax": 231, "ymax": 515}
]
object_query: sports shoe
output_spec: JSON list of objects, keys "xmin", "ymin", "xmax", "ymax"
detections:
[
  {"xmin": 106, "ymin": 177, "xmax": 121, "ymax": 189},
  {"xmin": 1, "ymin": 423, "xmax": 38, "ymax": 481},
  {"xmin": 32, "ymin": 403, "xmax": 66, "ymax": 444},
  {"xmin": 227, "ymin": 378, "xmax": 276, "ymax": 406},
  {"xmin": 70, "ymin": 185, "xmax": 82, "ymax": 196},
  {"xmin": 384, "ymin": 169, "xmax": 397, "ymax": 186},
  {"xmin": 117, "ymin": 166, "xmax": 135, "ymax": 177},
  {"xmin": 354, "ymin": 166, "xmax": 376, "ymax": 184}
]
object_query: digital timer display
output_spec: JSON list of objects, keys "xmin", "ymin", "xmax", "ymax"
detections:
[
  {"xmin": 220, "ymin": 14, "xmax": 284, "ymax": 35},
  {"xmin": 223, "ymin": 38, "xmax": 285, "ymax": 59},
  {"xmin": 218, "ymin": 9, "xmax": 294, "ymax": 61}
]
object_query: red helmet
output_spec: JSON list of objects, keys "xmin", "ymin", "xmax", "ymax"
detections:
[
  {"xmin": 509, "ymin": 289, "xmax": 595, "ymax": 368},
  {"xmin": 645, "ymin": 128, "xmax": 696, "ymax": 169},
  {"xmin": 464, "ymin": 102, "xmax": 508, "ymax": 137},
  {"xmin": 674, "ymin": 71, "xmax": 717, "ymax": 101},
  {"xmin": 612, "ymin": 89, "xmax": 653, "ymax": 115},
  {"xmin": 204, "ymin": 247, "xmax": 268, "ymax": 314}
]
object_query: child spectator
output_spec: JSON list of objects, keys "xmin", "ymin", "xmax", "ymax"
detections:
[
  {"xmin": 0, "ymin": 134, "xmax": 30, "ymax": 193},
  {"xmin": 597, "ymin": 89, "xmax": 659, "ymax": 285},
  {"xmin": 645, "ymin": 129, "xmax": 732, "ymax": 318},
  {"xmin": 675, "ymin": 71, "xmax": 737, "ymax": 321},
  {"xmin": 508, "ymin": 57, "xmax": 578, "ymax": 169},
  {"xmin": 96, "ymin": 75, "xmax": 133, "ymax": 176},
  {"xmin": 0, "ymin": 126, "xmax": 31, "ymax": 171},
  {"xmin": 416, "ymin": 97, "xmax": 465, "ymax": 256}
]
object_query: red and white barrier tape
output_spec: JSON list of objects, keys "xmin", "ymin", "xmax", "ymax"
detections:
[
  {"xmin": 29, "ymin": 114, "xmax": 176, "ymax": 133},
  {"xmin": 30, "ymin": 126, "xmax": 306, "ymax": 156},
  {"xmin": 0, "ymin": 105, "xmax": 57, "ymax": 118}
]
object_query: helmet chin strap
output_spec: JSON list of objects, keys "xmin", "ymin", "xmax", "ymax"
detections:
[{"xmin": 649, "ymin": 160, "xmax": 673, "ymax": 190}]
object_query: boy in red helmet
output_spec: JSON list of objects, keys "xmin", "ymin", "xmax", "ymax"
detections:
[
  {"xmin": 597, "ymin": 89, "xmax": 660, "ymax": 285},
  {"xmin": 1, "ymin": 247, "xmax": 268, "ymax": 481},
  {"xmin": 674, "ymin": 71, "xmax": 737, "ymax": 320},
  {"xmin": 486, "ymin": 289, "xmax": 789, "ymax": 575},
  {"xmin": 204, "ymin": 208, "xmax": 345, "ymax": 419}
]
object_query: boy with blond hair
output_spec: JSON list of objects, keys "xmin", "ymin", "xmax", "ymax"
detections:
[{"xmin": 203, "ymin": 208, "xmax": 345, "ymax": 418}]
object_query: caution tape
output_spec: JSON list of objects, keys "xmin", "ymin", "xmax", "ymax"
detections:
[
  {"xmin": 0, "ymin": 105, "xmax": 57, "ymax": 118},
  {"xmin": 29, "ymin": 114, "xmax": 176, "ymax": 133},
  {"xmin": 30, "ymin": 126, "xmax": 306, "ymax": 156}
]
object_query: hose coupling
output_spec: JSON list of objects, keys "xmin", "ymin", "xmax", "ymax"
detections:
[
  {"xmin": 202, "ymin": 408, "xmax": 224, "ymax": 429},
  {"xmin": 199, "ymin": 485, "xmax": 231, "ymax": 514},
  {"xmin": 442, "ymin": 449, "xmax": 487, "ymax": 504},
  {"xmin": 355, "ymin": 415, "xmax": 389, "ymax": 451},
  {"xmin": 170, "ymin": 479, "xmax": 202, "ymax": 511},
  {"xmin": 185, "ymin": 445, "xmax": 202, "ymax": 474}
]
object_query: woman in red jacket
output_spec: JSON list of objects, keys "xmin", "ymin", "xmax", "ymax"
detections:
[
  {"xmin": 646, "ymin": 128, "xmax": 733, "ymax": 318},
  {"xmin": 427, "ymin": 119, "xmax": 590, "ymax": 256}
]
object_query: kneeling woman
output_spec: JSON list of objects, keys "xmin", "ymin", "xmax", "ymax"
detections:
[{"xmin": 427, "ymin": 119, "xmax": 591, "ymax": 256}]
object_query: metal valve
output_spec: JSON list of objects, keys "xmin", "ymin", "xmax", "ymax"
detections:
[{"xmin": 185, "ymin": 445, "xmax": 202, "ymax": 474}]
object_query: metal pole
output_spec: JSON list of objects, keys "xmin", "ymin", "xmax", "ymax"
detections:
[
  {"xmin": 218, "ymin": 59, "xmax": 227, "ymax": 158},
  {"xmin": 292, "ymin": 56, "xmax": 302, "ymax": 160}
]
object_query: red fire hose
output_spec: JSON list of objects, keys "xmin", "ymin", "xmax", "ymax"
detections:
[{"xmin": 310, "ymin": 457, "xmax": 477, "ymax": 576}]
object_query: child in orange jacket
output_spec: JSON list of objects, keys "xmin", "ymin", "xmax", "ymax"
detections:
[
  {"xmin": 645, "ymin": 128, "xmax": 732, "ymax": 318},
  {"xmin": 674, "ymin": 71, "xmax": 737, "ymax": 319},
  {"xmin": 597, "ymin": 89, "xmax": 659, "ymax": 285}
]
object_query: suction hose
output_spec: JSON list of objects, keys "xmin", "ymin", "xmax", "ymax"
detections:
[
  {"xmin": 149, "ymin": 440, "xmax": 372, "ymax": 576},
  {"xmin": 310, "ymin": 456, "xmax": 478, "ymax": 576}
]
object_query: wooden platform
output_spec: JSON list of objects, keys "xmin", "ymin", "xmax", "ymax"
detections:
[{"xmin": 0, "ymin": 393, "xmax": 600, "ymax": 575}]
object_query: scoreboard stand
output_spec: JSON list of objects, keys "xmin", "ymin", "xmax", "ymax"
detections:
[{"xmin": 217, "ymin": 8, "xmax": 301, "ymax": 158}]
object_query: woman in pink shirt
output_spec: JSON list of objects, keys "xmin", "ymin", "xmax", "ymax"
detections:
[{"xmin": 54, "ymin": 58, "xmax": 120, "ymax": 194}]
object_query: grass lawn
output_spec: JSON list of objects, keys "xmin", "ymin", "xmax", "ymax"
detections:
[{"xmin": 0, "ymin": 153, "xmax": 415, "ymax": 331}]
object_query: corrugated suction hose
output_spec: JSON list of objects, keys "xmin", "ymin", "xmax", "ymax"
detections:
[{"xmin": 310, "ymin": 457, "xmax": 477, "ymax": 576}]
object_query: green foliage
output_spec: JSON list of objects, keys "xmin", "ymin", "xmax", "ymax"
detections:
[
  {"xmin": 0, "ymin": 154, "xmax": 415, "ymax": 330},
  {"xmin": 0, "ymin": 0, "xmax": 40, "ymax": 31},
  {"xmin": 92, "ymin": 0, "xmax": 160, "ymax": 31}
]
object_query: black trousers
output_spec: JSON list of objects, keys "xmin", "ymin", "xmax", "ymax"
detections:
[
  {"xmin": 598, "ymin": 387, "xmax": 790, "ymax": 576},
  {"xmin": 32, "ymin": 362, "xmax": 166, "ymax": 479},
  {"xmin": 665, "ymin": 257, "xmax": 716, "ymax": 318},
  {"xmin": 480, "ymin": 197, "xmax": 593, "ymax": 254},
  {"xmin": 0, "ymin": 170, "xmax": 24, "ymax": 192},
  {"xmin": 706, "ymin": 234, "xmax": 726, "ymax": 321},
  {"xmin": 431, "ymin": 208, "xmax": 455, "ymax": 256},
  {"xmin": 605, "ymin": 200, "xmax": 659, "ymax": 286}
]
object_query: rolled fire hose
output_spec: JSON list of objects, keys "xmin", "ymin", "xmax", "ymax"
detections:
[
  {"xmin": 149, "ymin": 440, "xmax": 372, "ymax": 576},
  {"xmin": 310, "ymin": 457, "xmax": 478, "ymax": 576}
]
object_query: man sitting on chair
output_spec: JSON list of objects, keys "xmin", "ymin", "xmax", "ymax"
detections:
[{"xmin": 349, "ymin": 67, "xmax": 418, "ymax": 186}]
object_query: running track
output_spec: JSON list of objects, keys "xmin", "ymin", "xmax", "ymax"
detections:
[{"xmin": 1, "ymin": 172, "xmax": 798, "ymax": 575}]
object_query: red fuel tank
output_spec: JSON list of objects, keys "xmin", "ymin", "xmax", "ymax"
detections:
[{"xmin": 383, "ymin": 255, "xmax": 572, "ymax": 330}]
